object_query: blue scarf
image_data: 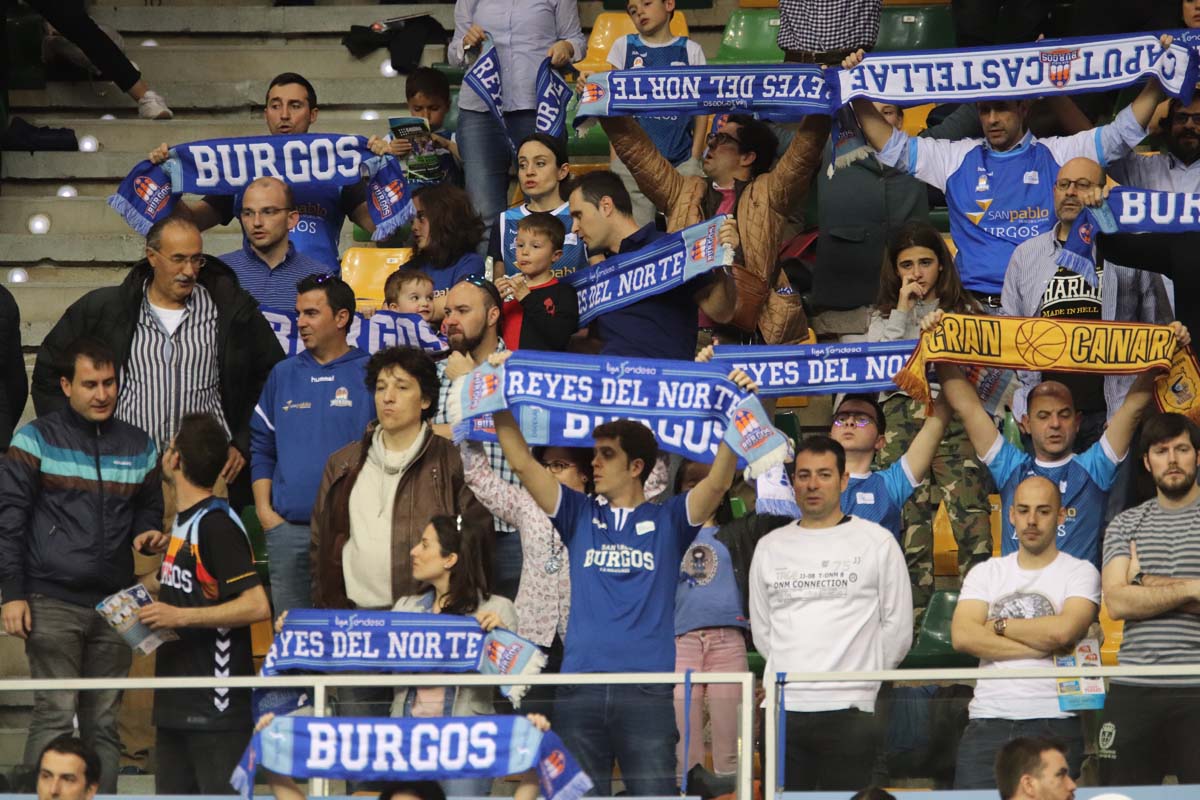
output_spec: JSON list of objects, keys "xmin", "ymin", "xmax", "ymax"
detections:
[
  {"xmin": 1058, "ymin": 185, "xmax": 1199, "ymax": 287},
  {"xmin": 710, "ymin": 341, "xmax": 1018, "ymax": 416},
  {"xmin": 464, "ymin": 36, "xmax": 572, "ymax": 152},
  {"xmin": 108, "ymin": 134, "xmax": 413, "ymax": 241},
  {"xmin": 563, "ymin": 216, "xmax": 732, "ymax": 326},
  {"xmin": 260, "ymin": 307, "xmax": 446, "ymax": 358},
  {"xmin": 254, "ymin": 609, "xmax": 547, "ymax": 717},
  {"xmin": 231, "ymin": 714, "xmax": 592, "ymax": 800},
  {"xmin": 446, "ymin": 351, "xmax": 790, "ymax": 478},
  {"xmin": 575, "ymin": 64, "xmax": 830, "ymax": 126},
  {"xmin": 830, "ymin": 31, "xmax": 1198, "ymax": 107}
]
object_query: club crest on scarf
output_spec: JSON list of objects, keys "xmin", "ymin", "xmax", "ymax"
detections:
[
  {"xmin": 469, "ymin": 372, "xmax": 500, "ymax": 412},
  {"xmin": 690, "ymin": 223, "xmax": 718, "ymax": 262},
  {"xmin": 134, "ymin": 175, "xmax": 172, "ymax": 216},
  {"xmin": 580, "ymin": 82, "xmax": 606, "ymax": 105},
  {"xmin": 371, "ymin": 179, "xmax": 408, "ymax": 220},
  {"xmin": 732, "ymin": 407, "xmax": 772, "ymax": 452},
  {"xmin": 1040, "ymin": 48, "xmax": 1081, "ymax": 88}
]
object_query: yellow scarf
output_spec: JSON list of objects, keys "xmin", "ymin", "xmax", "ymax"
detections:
[{"xmin": 894, "ymin": 314, "xmax": 1200, "ymax": 422}]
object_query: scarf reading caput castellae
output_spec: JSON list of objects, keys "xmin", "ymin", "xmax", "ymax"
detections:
[
  {"xmin": 464, "ymin": 35, "xmax": 572, "ymax": 153},
  {"xmin": 107, "ymin": 134, "xmax": 413, "ymax": 240},
  {"xmin": 894, "ymin": 314, "xmax": 1200, "ymax": 423},
  {"xmin": 252, "ymin": 609, "xmax": 547, "ymax": 719},
  {"xmin": 446, "ymin": 351, "xmax": 790, "ymax": 479},
  {"xmin": 231, "ymin": 714, "xmax": 592, "ymax": 800}
]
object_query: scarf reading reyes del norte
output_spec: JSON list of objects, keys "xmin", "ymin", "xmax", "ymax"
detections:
[
  {"xmin": 711, "ymin": 341, "xmax": 1017, "ymax": 416},
  {"xmin": 253, "ymin": 609, "xmax": 547, "ymax": 718},
  {"xmin": 1058, "ymin": 185, "xmax": 1200, "ymax": 286},
  {"xmin": 464, "ymin": 36, "xmax": 572, "ymax": 153},
  {"xmin": 446, "ymin": 351, "xmax": 790, "ymax": 478},
  {"xmin": 564, "ymin": 216, "xmax": 732, "ymax": 326},
  {"xmin": 231, "ymin": 714, "xmax": 592, "ymax": 800},
  {"xmin": 108, "ymin": 134, "xmax": 413, "ymax": 241},
  {"xmin": 894, "ymin": 314, "xmax": 1200, "ymax": 423},
  {"xmin": 260, "ymin": 307, "xmax": 446, "ymax": 358}
]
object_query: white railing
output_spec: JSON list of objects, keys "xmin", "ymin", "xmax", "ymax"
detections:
[
  {"xmin": 761, "ymin": 663, "xmax": 1200, "ymax": 800},
  {"xmin": 4, "ymin": 664, "xmax": 1199, "ymax": 799}
]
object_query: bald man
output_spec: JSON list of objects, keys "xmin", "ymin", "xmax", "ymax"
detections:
[
  {"xmin": 216, "ymin": 176, "xmax": 328, "ymax": 310},
  {"xmin": 1000, "ymin": 157, "xmax": 1171, "ymax": 442},
  {"xmin": 950, "ymin": 476, "xmax": 1100, "ymax": 789}
]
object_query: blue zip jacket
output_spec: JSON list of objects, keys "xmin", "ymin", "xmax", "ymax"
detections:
[
  {"xmin": 250, "ymin": 347, "xmax": 373, "ymax": 523},
  {"xmin": 0, "ymin": 407, "xmax": 161, "ymax": 606}
]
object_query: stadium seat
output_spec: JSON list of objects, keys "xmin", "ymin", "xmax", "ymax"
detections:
[
  {"xmin": 566, "ymin": 94, "xmax": 611, "ymax": 158},
  {"xmin": 739, "ymin": 0, "xmax": 779, "ymax": 7},
  {"xmin": 989, "ymin": 494, "xmax": 1002, "ymax": 556},
  {"xmin": 710, "ymin": 9, "xmax": 784, "ymax": 65},
  {"xmin": 900, "ymin": 589, "xmax": 979, "ymax": 668},
  {"xmin": 240, "ymin": 506, "xmax": 271, "ymax": 585},
  {"xmin": 774, "ymin": 411, "xmax": 801, "ymax": 449},
  {"xmin": 932, "ymin": 502, "xmax": 958, "ymax": 576},
  {"xmin": 574, "ymin": 12, "xmax": 691, "ymax": 75},
  {"xmin": 1100, "ymin": 602, "xmax": 1123, "ymax": 666},
  {"xmin": 251, "ymin": 619, "xmax": 274, "ymax": 661},
  {"xmin": 901, "ymin": 103, "xmax": 935, "ymax": 136},
  {"xmin": 876, "ymin": 5, "xmax": 956, "ymax": 52},
  {"xmin": 747, "ymin": 649, "xmax": 766, "ymax": 678},
  {"xmin": 341, "ymin": 247, "xmax": 415, "ymax": 306},
  {"xmin": 729, "ymin": 496, "xmax": 748, "ymax": 519},
  {"xmin": 432, "ymin": 62, "xmax": 465, "ymax": 86},
  {"xmin": 930, "ymin": 207, "xmax": 951, "ymax": 233}
]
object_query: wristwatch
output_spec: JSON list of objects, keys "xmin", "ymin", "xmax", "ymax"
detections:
[
  {"xmin": 1131, "ymin": 572, "xmax": 1146, "ymax": 587},
  {"xmin": 993, "ymin": 617, "xmax": 1008, "ymax": 637}
]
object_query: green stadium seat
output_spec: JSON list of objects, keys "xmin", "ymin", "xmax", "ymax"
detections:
[
  {"xmin": 240, "ymin": 506, "xmax": 271, "ymax": 585},
  {"xmin": 566, "ymin": 94, "xmax": 611, "ymax": 157},
  {"xmin": 747, "ymin": 649, "xmax": 766, "ymax": 679},
  {"xmin": 876, "ymin": 5, "xmax": 956, "ymax": 53},
  {"xmin": 930, "ymin": 207, "xmax": 950, "ymax": 233},
  {"xmin": 710, "ymin": 9, "xmax": 784, "ymax": 65},
  {"xmin": 900, "ymin": 589, "xmax": 979, "ymax": 669},
  {"xmin": 432, "ymin": 62, "xmax": 465, "ymax": 86},
  {"xmin": 774, "ymin": 411, "xmax": 802, "ymax": 449},
  {"xmin": 729, "ymin": 496, "xmax": 748, "ymax": 519}
]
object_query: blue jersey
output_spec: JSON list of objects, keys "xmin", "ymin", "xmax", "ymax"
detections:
[
  {"xmin": 552, "ymin": 486, "xmax": 700, "ymax": 673},
  {"xmin": 885, "ymin": 106, "xmax": 1146, "ymax": 295},
  {"xmin": 843, "ymin": 460, "xmax": 918, "ymax": 542},
  {"xmin": 498, "ymin": 202, "xmax": 588, "ymax": 279},
  {"xmin": 418, "ymin": 251, "xmax": 486, "ymax": 297},
  {"xmin": 611, "ymin": 34, "xmax": 700, "ymax": 165},
  {"xmin": 986, "ymin": 436, "xmax": 1121, "ymax": 567}
]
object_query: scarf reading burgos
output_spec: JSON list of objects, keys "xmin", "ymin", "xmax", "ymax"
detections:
[
  {"xmin": 231, "ymin": 714, "xmax": 592, "ymax": 800},
  {"xmin": 107, "ymin": 134, "xmax": 413, "ymax": 241},
  {"xmin": 446, "ymin": 351, "xmax": 790, "ymax": 478},
  {"xmin": 253, "ymin": 610, "xmax": 546, "ymax": 715},
  {"xmin": 563, "ymin": 216, "xmax": 732, "ymax": 326},
  {"xmin": 464, "ymin": 36, "xmax": 572, "ymax": 153},
  {"xmin": 1057, "ymin": 186, "xmax": 1200, "ymax": 287},
  {"xmin": 893, "ymin": 314, "xmax": 1200, "ymax": 422},
  {"xmin": 260, "ymin": 307, "xmax": 446, "ymax": 358}
]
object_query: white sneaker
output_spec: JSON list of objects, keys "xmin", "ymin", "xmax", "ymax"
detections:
[{"xmin": 138, "ymin": 90, "xmax": 173, "ymax": 120}]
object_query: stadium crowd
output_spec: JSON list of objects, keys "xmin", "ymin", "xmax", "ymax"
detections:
[{"xmin": 4, "ymin": 0, "xmax": 1200, "ymax": 797}]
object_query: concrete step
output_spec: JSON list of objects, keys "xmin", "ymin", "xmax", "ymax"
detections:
[
  {"xmin": 3, "ymin": 180, "xmax": 136, "ymax": 198},
  {"xmin": 3, "ymin": 151, "xmax": 159, "ymax": 180},
  {"xmin": 21, "ymin": 118, "xmax": 390, "ymax": 154},
  {"xmin": 0, "ymin": 197, "xmax": 241, "ymax": 236},
  {"xmin": 0, "ymin": 727, "xmax": 26, "ymax": 771},
  {"xmin": 0, "ymin": 232, "xmax": 245, "ymax": 264},
  {"xmin": 11, "ymin": 76, "xmax": 409, "ymax": 113},
  {"xmin": 9, "ymin": 267, "xmax": 131, "ymax": 346},
  {"xmin": 124, "ymin": 43, "xmax": 445, "ymax": 80}
]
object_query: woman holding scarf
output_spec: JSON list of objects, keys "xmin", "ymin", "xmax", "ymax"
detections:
[
  {"xmin": 449, "ymin": 0, "xmax": 585, "ymax": 250},
  {"xmin": 867, "ymin": 222, "xmax": 992, "ymax": 631}
]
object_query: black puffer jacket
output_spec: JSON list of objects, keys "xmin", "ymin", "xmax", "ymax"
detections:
[{"xmin": 31, "ymin": 256, "xmax": 283, "ymax": 453}]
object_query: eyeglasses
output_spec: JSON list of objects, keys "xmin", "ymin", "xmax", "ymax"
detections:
[
  {"xmin": 832, "ymin": 412, "xmax": 876, "ymax": 428},
  {"xmin": 541, "ymin": 460, "xmax": 576, "ymax": 474},
  {"xmin": 150, "ymin": 249, "xmax": 206, "ymax": 268},
  {"xmin": 239, "ymin": 206, "xmax": 292, "ymax": 221},
  {"xmin": 706, "ymin": 131, "xmax": 742, "ymax": 149},
  {"xmin": 1054, "ymin": 178, "xmax": 1096, "ymax": 192},
  {"xmin": 1173, "ymin": 111, "xmax": 1200, "ymax": 127}
]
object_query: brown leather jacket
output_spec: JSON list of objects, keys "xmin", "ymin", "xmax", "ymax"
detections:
[
  {"xmin": 309, "ymin": 426, "xmax": 492, "ymax": 609},
  {"xmin": 601, "ymin": 115, "xmax": 830, "ymax": 344}
]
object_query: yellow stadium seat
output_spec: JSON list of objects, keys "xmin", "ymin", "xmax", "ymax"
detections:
[
  {"xmin": 1099, "ymin": 603, "xmax": 1123, "ymax": 666},
  {"xmin": 989, "ymin": 494, "xmax": 1002, "ymax": 556},
  {"xmin": 739, "ymin": 0, "xmax": 778, "ymax": 6},
  {"xmin": 933, "ymin": 502, "xmax": 958, "ymax": 576},
  {"xmin": 340, "ymin": 247, "xmax": 414, "ymax": 307},
  {"xmin": 901, "ymin": 103, "xmax": 935, "ymax": 136},
  {"xmin": 251, "ymin": 618, "xmax": 274, "ymax": 660},
  {"xmin": 575, "ymin": 12, "xmax": 691, "ymax": 74},
  {"xmin": 943, "ymin": 233, "xmax": 957, "ymax": 259}
]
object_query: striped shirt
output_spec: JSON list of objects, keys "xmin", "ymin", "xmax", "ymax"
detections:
[
  {"xmin": 216, "ymin": 241, "xmax": 330, "ymax": 311},
  {"xmin": 1103, "ymin": 494, "xmax": 1200, "ymax": 686},
  {"xmin": 115, "ymin": 283, "xmax": 228, "ymax": 449}
]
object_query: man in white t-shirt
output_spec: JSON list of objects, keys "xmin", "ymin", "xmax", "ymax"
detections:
[
  {"xmin": 950, "ymin": 476, "xmax": 1099, "ymax": 789},
  {"xmin": 749, "ymin": 435, "xmax": 912, "ymax": 791}
]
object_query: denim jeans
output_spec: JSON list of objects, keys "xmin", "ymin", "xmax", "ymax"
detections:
[
  {"xmin": 954, "ymin": 716, "xmax": 1084, "ymax": 789},
  {"xmin": 265, "ymin": 520, "xmax": 312, "ymax": 615},
  {"xmin": 555, "ymin": 683, "xmax": 678, "ymax": 796},
  {"xmin": 24, "ymin": 594, "xmax": 132, "ymax": 793},
  {"xmin": 455, "ymin": 108, "xmax": 542, "ymax": 251}
]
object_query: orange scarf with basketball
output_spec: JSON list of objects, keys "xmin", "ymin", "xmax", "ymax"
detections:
[{"xmin": 893, "ymin": 314, "xmax": 1200, "ymax": 422}]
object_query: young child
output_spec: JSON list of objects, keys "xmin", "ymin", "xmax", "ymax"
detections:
[
  {"xmin": 371, "ymin": 67, "xmax": 463, "ymax": 188},
  {"xmin": 494, "ymin": 213, "xmax": 579, "ymax": 352},
  {"xmin": 383, "ymin": 268, "xmax": 435, "ymax": 322},
  {"xmin": 607, "ymin": 0, "xmax": 707, "ymax": 225},
  {"xmin": 487, "ymin": 133, "xmax": 588, "ymax": 280}
]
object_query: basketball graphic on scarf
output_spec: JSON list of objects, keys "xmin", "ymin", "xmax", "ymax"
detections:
[{"xmin": 1015, "ymin": 320, "xmax": 1067, "ymax": 368}]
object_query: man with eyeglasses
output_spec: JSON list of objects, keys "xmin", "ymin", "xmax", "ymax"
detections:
[
  {"xmin": 215, "ymin": 176, "xmax": 327, "ymax": 310},
  {"xmin": 1001, "ymin": 157, "xmax": 1171, "ymax": 452}
]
